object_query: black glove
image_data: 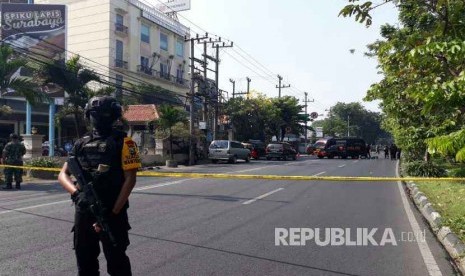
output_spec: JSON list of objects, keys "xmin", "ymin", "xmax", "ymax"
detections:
[{"xmin": 71, "ymin": 190, "xmax": 88, "ymax": 209}]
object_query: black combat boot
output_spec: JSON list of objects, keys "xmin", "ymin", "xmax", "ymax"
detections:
[{"xmin": 15, "ymin": 183, "xmax": 21, "ymax": 190}]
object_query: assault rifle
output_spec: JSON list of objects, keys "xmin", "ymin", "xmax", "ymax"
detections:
[{"xmin": 67, "ymin": 156, "xmax": 117, "ymax": 247}]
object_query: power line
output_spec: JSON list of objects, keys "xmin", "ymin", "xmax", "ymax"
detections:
[{"xmin": 2, "ymin": 24, "xmax": 192, "ymax": 105}]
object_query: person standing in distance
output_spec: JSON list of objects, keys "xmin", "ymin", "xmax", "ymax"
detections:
[
  {"xmin": 2, "ymin": 133, "xmax": 26, "ymax": 189},
  {"xmin": 58, "ymin": 96, "xmax": 141, "ymax": 276}
]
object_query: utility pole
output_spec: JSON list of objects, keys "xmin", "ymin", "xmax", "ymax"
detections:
[
  {"xmin": 230, "ymin": 79, "xmax": 235, "ymax": 98},
  {"xmin": 185, "ymin": 33, "xmax": 209, "ymax": 165},
  {"xmin": 276, "ymin": 74, "xmax": 290, "ymax": 98},
  {"xmin": 211, "ymin": 41, "xmax": 233, "ymax": 140},
  {"xmin": 246, "ymin": 77, "xmax": 251, "ymax": 98},
  {"xmin": 303, "ymin": 92, "xmax": 314, "ymax": 146}
]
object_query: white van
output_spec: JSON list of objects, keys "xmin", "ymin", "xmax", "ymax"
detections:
[{"xmin": 208, "ymin": 140, "xmax": 251, "ymax": 164}]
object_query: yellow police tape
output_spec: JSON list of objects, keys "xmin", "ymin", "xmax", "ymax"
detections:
[{"xmin": 1, "ymin": 164, "xmax": 465, "ymax": 182}]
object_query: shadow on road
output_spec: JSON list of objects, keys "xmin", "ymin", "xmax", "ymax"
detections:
[
  {"xmin": 130, "ymin": 231, "xmax": 361, "ymax": 276},
  {"xmin": 132, "ymin": 191, "xmax": 289, "ymax": 204}
]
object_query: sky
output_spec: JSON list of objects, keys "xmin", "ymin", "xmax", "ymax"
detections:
[{"xmin": 159, "ymin": 0, "xmax": 399, "ymax": 118}]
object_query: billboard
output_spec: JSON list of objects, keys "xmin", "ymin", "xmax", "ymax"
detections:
[
  {"xmin": 157, "ymin": 0, "xmax": 191, "ymax": 13},
  {"xmin": 0, "ymin": 3, "xmax": 66, "ymax": 61}
]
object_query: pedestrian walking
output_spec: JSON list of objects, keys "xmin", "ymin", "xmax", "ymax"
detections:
[
  {"xmin": 390, "ymin": 144, "xmax": 398, "ymax": 160},
  {"xmin": 58, "ymin": 96, "xmax": 141, "ymax": 276},
  {"xmin": 1, "ymin": 133, "xmax": 26, "ymax": 189},
  {"xmin": 384, "ymin": 145, "xmax": 389, "ymax": 159}
]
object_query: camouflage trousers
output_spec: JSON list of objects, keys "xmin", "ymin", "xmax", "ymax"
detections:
[{"xmin": 4, "ymin": 161, "xmax": 23, "ymax": 185}]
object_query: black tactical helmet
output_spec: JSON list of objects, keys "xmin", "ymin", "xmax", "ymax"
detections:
[
  {"xmin": 85, "ymin": 96, "xmax": 122, "ymax": 132},
  {"xmin": 9, "ymin": 133, "xmax": 19, "ymax": 140}
]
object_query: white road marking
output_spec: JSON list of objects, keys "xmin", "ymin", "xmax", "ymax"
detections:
[
  {"xmin": 352, "ymin": 160, "xmax": 359, "ymax": 163},
  {"xmin": 338, "ymin": 164, "xmax": 346, "ymax": 168},
  {"xmin": 312, "ymin": 171, "xmax": 326, "ymax": 176},
  {"xmin": 0, "ymin": 179, "xmax": 194, "ymax": 216},
  {"xmin": 395, "ymin": 161, "xmax": 442, "ymax": 276},
  {"xmin": 233, "ymin": 165, "xmax": 280, "ymax": 173},
  {"xmin": 242, "ymin": 188, "xmax": 284, "ymax": 205},
  {"xmin": 0, "ymin": 200, "xmax": 70, "ymax": 215}
]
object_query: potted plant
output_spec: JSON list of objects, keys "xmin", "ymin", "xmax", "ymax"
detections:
[{"xmin": 25, "ymin": 157, "xmax": 61, "ymax": 179}]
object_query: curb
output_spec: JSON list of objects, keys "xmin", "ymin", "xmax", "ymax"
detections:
[{"xmin": 404, "ymin": 180, "xmax": 465, "ymax": 274}]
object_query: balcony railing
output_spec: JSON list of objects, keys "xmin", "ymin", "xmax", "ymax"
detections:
[
  {"xmin": 114, "ymin": 59, "xmax": 128, "ymax": 69},
  {"xmin": 136, "ymin": 65, "xmax": 190, "ymax": 88},
  {"xmin": 137, "ymin": 65, "xmax": 155, "ymax": 76},
  {"xmin": 115, "ymin": 23, "xmax": 128, "ymax": 35},
  {"xmin": 159, "ymin": 71, "xmax": 171, "ymax": 81}
]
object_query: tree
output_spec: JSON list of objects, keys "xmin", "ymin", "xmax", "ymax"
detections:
[
  {"xmin": 0, "ymin": 44, "xmax": 49, "ymax": 108},
  {"xmin": 155, "ymin": 105, "xmax": 188, "ymax": 160},
  {"xmin": 39, "ymin": 55, "xmax": 100, "ymax": 137},
  {"xmin": 312, "ymin": 102, "xmax": 388, "ymax": 143},
  {"xmin": 340, "ymin": 0, "xmax": 465, "ymax": 161},
  {"xmin": 269, "ymin": 96, "xmax": 307, "ymax": 141}
]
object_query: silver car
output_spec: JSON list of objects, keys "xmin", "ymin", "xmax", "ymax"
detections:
[{"xmin": 208, "ymin": 140, "xmax": 251, "ymax": 164}]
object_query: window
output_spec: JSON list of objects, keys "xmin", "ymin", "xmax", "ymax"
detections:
[
  {"xmin": 141, "ymin": 24, "xmax": 150, "ymax": 43},
  {"xmin": 116, "ymin": 14, "xmax": 123, "ymax": 25},
  {"xmin": 160, "ymin": 33, "xmax": 168, "ymax": 51},
  {"xmin": 160, "ymin": 63, "xmax": 169, "ymax": 79},
  {"xmin": 116, "ymin": 40, "xmax": 123, "ymax": 61},
  {"xmin": 140, "ymin": 56, "xmax": 150, "ymax": 74},
  {"xmin": 176, "ymin": 39, "xmax": 184, "ymax": 57},
  {"xmin": 115, "ymin": 14, "xmax": 126, "ymax": 33},
  {"xmin": 140, "ymin": 56, "xmax": 149, "ymax": 68},
  {"xmin": 176, "ymin": 68, "xmax": 183, "ymax": 81}
]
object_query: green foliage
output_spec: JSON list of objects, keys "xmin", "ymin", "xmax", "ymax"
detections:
[
  {"xmin": 340, "ymin": 0, "xmax": 465, "ymax": 161},
  {"xmin": 403, "ymin": 161, "xmax": 447, "ymax": 177},
  {"xmin": 39, "ymin": 55, "xmax": 100, "ymax": 137},
  {"xmin": 0, "ymin": 44, "xmax": 49, "ymax": 105},
  {"xmin": 447, "ymin": 167, "xmax": 465, "ymax": 177},
  {"xmin": 155, "ymin": 105, "xmax": 188, "ymax": 160},
  {"xmin": 427, "ymin": 129, "xmax": 465, "ymax": 162},
  {"xmin": 25, "ymin": 157, "xmax": 60, "ymax": 168},
  {"xmin": 311, "ymin": 102, "xmax": 389, "ymax": 143},
  {"xmin": 224, "ymin": 94, "xmax": 306, "ymax": 142},
  {"xmin": 339, "ymin": 0, "xmax": 377, "ymax": 27}
]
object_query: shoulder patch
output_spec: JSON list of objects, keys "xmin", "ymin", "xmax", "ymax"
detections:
[{"xmin": 121, "ymin": 137, "xmax": 141, "ymax": 170}]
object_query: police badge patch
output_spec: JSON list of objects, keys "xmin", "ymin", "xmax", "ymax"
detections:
[{"xmin": 121, "ymin": 137, "xmax": 141, "ymax": 170}]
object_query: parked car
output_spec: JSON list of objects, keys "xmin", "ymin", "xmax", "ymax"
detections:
[
  {"xmin": 306, "ymin": 144, "xmax": 315, "ymax": 155},
  {"xmin": 242, "ymin": 140, "xmax": 266, "ymax": 159},
  {"xmin": 316, "ymin": 137, "xmax": 367, "ymax": 159},
  {"xmin": 208, "ymin": 140, "xmax": 251, "ymax": 164},
  {"xmin": 265, "ymin": 142, "xmax": 297, "ymax": 161}
]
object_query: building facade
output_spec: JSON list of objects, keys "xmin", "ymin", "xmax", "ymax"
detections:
[{"xmin": 35, "ymin": 0, "xmax": 191, "ymax": 98}]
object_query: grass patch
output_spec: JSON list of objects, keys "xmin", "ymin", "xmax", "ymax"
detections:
[{"xmin": 415, "ymin": 181, "xmax": 465, "ymax": 243}]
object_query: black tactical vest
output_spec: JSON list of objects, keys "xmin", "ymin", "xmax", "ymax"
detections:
[{"xmin": 74, "ymin": 130, "xmax": 126, "ymax": 209}]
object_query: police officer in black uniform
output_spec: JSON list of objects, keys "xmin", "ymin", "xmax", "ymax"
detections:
[{"xmin": 58, "ymin": 96, "xmax": 141, "ymax": 276}]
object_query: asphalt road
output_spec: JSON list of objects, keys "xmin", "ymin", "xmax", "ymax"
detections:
[{"xmin": 0, "ymin": 155, "xmax": 459, "ymax": 275}]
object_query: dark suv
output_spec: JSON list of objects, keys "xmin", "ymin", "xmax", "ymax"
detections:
[
  {"xmin": 242, "ymin": 140, "xmax": 266, "ymax": 159},
  {"xmin": 266, "ymin": 142, "xmax": 297, "ymax": 161},
  {"xmin": 318, "ymin": 137, "xmax": 367, "ymax": 159}
]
